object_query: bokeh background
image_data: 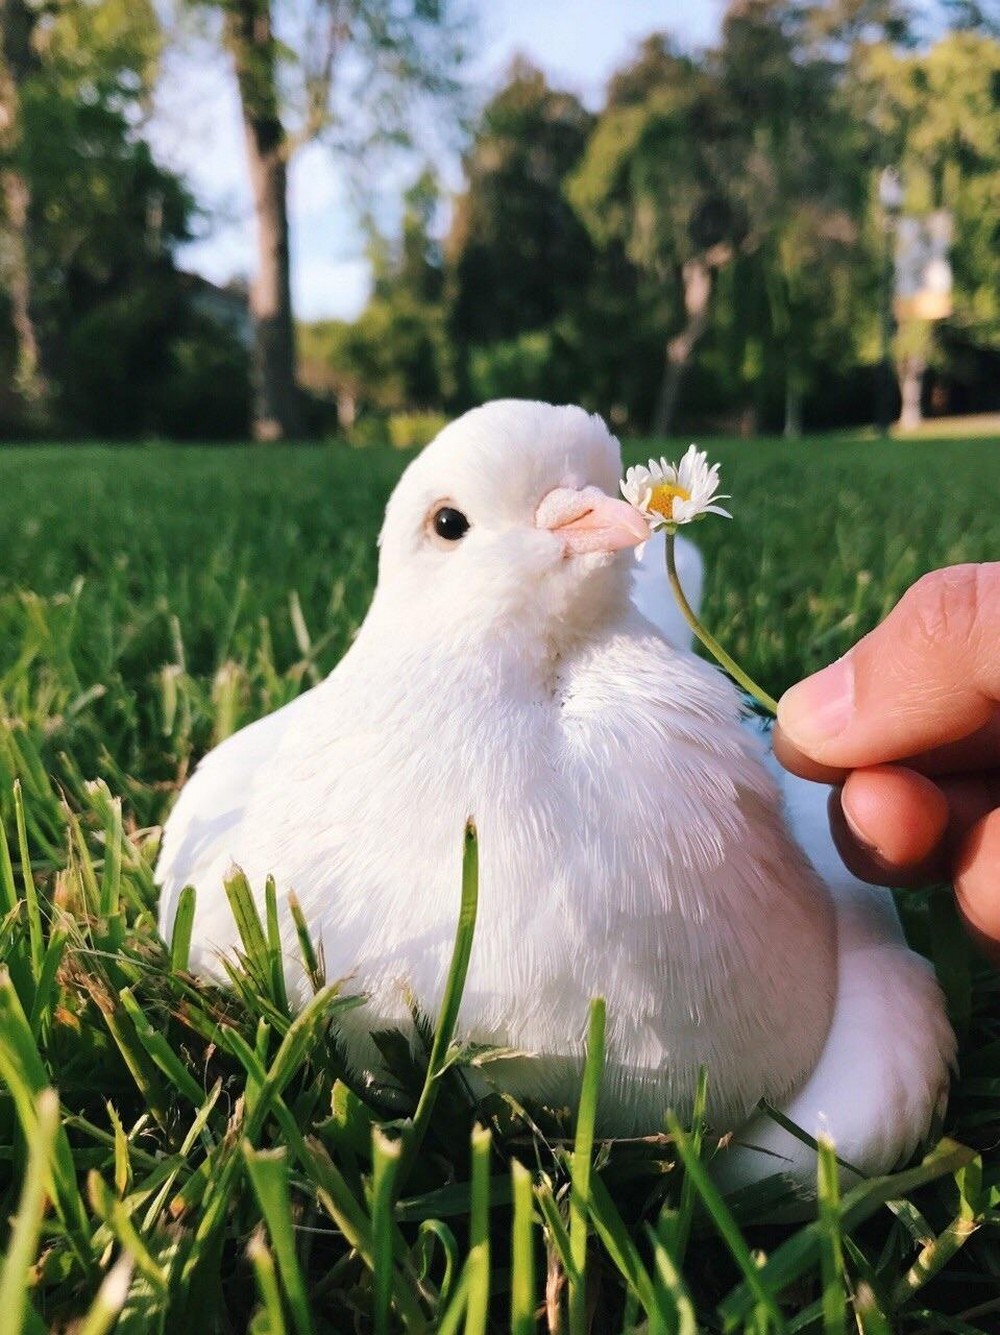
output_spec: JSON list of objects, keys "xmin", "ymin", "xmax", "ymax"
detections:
[{"xmin": 1, "ymin": 0, "xmax": 998, "ymax": 445}]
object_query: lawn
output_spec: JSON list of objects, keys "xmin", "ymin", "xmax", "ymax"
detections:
[{"xmin": 0, "ymin": 430, "xmax": 998, "ymax": 1332}]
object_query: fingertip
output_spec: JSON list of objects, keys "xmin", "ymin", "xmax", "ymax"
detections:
[
  {"xmin": 772, "ymin": 722, "xmax": 847, "ymax": 784},
  {"xmin": 776, "ymin": 657, "xmax": 855, "ymax": 758},
  {"xmin": 954, "ymin": 810, "xmax": 1000, "ymax": 962},
  {"xmin": 840, "ymin": 766, "xmax": 950, "ymax": 868}
]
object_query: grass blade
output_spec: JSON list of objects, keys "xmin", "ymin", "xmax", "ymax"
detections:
[
  {"xmin": 510, "ymin": 1159, "xmax": 537, "ymax": 1335},
  {"xmin": 588, "ymin": 1175, "xmax": 662, "ymax": 1325},
  {"xmin": 169, "ymin": 885, "xmax": 197, "ymax": 972},
  {"xmin": 569, "ymin": 996, "xmax": 605, "ymax": 1335},
  {"xmin": 646, "ymin": 1217, "xmax": 698, "ymax": 1335},
  {"xmin": 247, "ymin": 1228, "xmax": 289, "ymax": 1335},
  {"xmin": 243, "ymin": 1144, "xmax": 314, "ymax": 1335},
  {"xmin": 118, "ymin": 986, "xmax": 207, "ymax": 1106},
  {"xmin": 76, "ymin": 1255, "xmax": 135, "ymax": 1335},
  {"xmin": 225, "ymin": 866, "xmax": 271, "ymax": 991},
  {"xmin": 398, "ymin": 820, "xmax": 479, "ymax": 1189},
  {"xmin": 0, "ymin": 1087, "xmax": 60, "ymax": 1334},
  {"xmin": 0, "ymin": 969, "xmax": 93, "ymax": 1267},
  {"xmin": 288, "ymin": 890, "xmax": 324, "ymax": 992},
  {"xmin": 889, "ymin": 1150, "xmax": 983, "ymax": 1305},
  {"xmin": 88, "ymin": 1170, "xmax": 168, "ymax": 1295},
  {"xmin": 535, "ymin": 1177, "xmax": 577, "ymax": 1283},
  {"xmin": 264, "ymin": 874, "xmax": 290, "ymax": 1013},
  {"xmin": 27, "ymin": 921, "xmax": 67, "ymax": 1041},
  {"xmin": 666, "ymin": 1111, "xmax": 787, "ymax": 1331},
  {"xmin": 416, "ymin": 1218, "xmax": 460, "ymax": 1309},
  {"xmin": 12, "ymin": 779, "xmax": 43, "ymax": 976},
  {"xmin": 465, "ymin": 1124, "xmax": 492, "ymax": 1335},
  {"xmin": 661, "ymin": 1065, "xmax": 708, "ymax": 1266},
  {"xmin": 306, "ymin": 1137, "xmax": 428, "ymax": 1332},
  {"xmin": 720, "ymin": 1139, "xmax": 977, "ymax": 1327},
  {"xmin": 372, "ymin": 1130, "xmax": 402, "ymax": 1335},
  {"xmin": 816, "ymin": 1132, "xmax": 846, "ymax": 1335}
]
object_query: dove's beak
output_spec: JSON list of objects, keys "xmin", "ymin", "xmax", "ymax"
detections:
[{"xmin": 536, "ymin": 486, "xmax": 650, "ymax": 555}]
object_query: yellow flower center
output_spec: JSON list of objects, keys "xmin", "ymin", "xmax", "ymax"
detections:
[{"xmin": 647, "ymin": 481, "xmax": 691, "ymax": 519}]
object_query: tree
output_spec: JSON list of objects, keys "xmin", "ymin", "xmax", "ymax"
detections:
[
  {"xmin": 856, "ymin": 30, "xmax": 1000, "ymax": 423},
  {"xmin": 0, "ymin": 0, "xmax": 173, "ymax": 432},
  {"xmin": 300, "ymin": 170, "xmax": 453, "ymax": 426},
  {"xmin": 194, "ymin": 0, "xmax": 468, "ymax": 440},
  {"xmin": 570, "ymin": 8, "xmax": 892, "ymax": 436},
  {"xmin": 447, "ymin": 59, "xmax": 594, "ymax": 347},
  {"xmin": 717, "ymin": 1, "xmax": 871, "ymax": 436},
  {"xmin": 569, "ymin": 35, "xmax": 750, "ymax": 435},
  {"xmin": 0, "ymin": 0, "xmax": 43, "ymax": 413}
]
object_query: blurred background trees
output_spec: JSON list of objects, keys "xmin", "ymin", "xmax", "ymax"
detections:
[{"xmin": 1, "ymin": 0, "xmax": 998, "ymax": 441}]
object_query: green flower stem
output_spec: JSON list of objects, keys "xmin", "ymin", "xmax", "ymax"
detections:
[{"xmin": 665, "ymin": 530, "xmax": 778, "ymax": 716}]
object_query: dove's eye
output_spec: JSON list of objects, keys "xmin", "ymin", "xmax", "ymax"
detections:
[{"xmin": 431, "ymin": 505, "xmax": 470, "ymax": 543}]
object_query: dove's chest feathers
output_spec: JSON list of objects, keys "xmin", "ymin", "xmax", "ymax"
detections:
[{"xmin": 246, "ymin": 606, "xmax": 836, "ymax": 1122}]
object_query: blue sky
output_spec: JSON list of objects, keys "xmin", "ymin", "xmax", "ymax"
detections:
[{"xmin": 152, "ymin": 1, "xmax": 726, "ymax": 322}]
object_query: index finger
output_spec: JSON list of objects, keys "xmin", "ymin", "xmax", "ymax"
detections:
[{"xmin": 776, "ymin": 564, "xmax": 1000, "ymax": 770}]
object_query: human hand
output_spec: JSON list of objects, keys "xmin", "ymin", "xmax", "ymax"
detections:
[{"xmin": 773, "ymin": 565, "xmax": 1000, "ymax": 956}]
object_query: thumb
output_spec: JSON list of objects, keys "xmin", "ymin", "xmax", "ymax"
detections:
[{"xmin": 777, "ymin": 565, "xmax": 1000, "ymax": 768}]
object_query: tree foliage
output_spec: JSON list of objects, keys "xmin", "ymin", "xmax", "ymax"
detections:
[
  {"xmin": 4, "ymin": 0, "xmax": 999, "ymax": 440},
  {"xmin": 0, "ymin": 0, "xmax": 250, "ymax": 437}
]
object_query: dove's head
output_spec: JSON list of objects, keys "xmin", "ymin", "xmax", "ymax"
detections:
[{"xmin": 372, "ymin": 401, "xmax": 648, "ymax": 657}]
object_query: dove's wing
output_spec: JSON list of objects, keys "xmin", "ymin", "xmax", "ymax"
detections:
[
  {"xmin": 629, "ymin": 530, "xmax": 703, "ymax": 649},
  {"xmin": 156, "ymin": 685, "xmax": 320, "ymax": 942}
]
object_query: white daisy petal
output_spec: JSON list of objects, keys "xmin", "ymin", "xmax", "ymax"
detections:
[{"xmin": 619, "ymin": 444, "xmax": 732, "ymax": 529}]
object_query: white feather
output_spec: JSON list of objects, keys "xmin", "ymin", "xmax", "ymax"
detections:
[{"xmin": 157, "ymin": 400, "xmax": 953, "ymax": 1183}]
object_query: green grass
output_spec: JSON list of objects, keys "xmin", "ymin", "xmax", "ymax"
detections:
[{"xmin": 0, "ymin": 431, "xmax": 999, "ymax": 1332}]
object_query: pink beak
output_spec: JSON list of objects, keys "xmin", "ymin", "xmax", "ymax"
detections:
[{"xmin": 536, "ymin": 486, "xmax": 650, "ymax": 555}]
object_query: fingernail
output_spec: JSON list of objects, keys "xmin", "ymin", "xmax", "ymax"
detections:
[{"xmin": 777, "ymin": 656, "xmax": 855, "ymax": 752}]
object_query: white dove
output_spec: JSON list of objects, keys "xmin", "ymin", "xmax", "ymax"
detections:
[{"xmin": 157, "ymin": 400, "xmax": 953, "ymax": 1188}]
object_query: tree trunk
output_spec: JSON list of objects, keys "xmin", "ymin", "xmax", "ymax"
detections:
[
  {"xmin": 897, "ymin": 352, "xmax": 925, "ymax": 431},
  {"xmin": 651, "ymin": 257, "xmax": 712, "ymax": 438},
  {"xmin": 783, "ymin": 377, "xmax": 803, "ymax": 440},
  {"xmin": 225, "ymin": 0, "xmax": 303, "ymax": 441},
  {"xmin": 0, "ymin": 0, "xmax": 45, "ymax": 413}
]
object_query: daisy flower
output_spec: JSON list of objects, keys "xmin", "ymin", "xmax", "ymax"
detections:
[
  {"xmin": 620, "ymin": 444, "xmax": 776, "ymax": 714},
  {"xmin": 620, "ymin": 445, "xmax": 731, "ymax": 530}
]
